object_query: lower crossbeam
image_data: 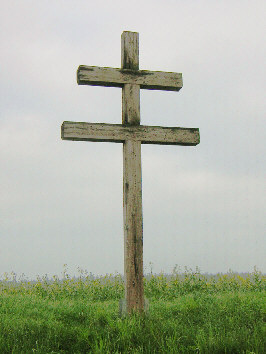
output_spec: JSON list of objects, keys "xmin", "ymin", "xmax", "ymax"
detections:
[{"xmin": 61, "ymin": 121, "xmax": 200, "ymax": 146}]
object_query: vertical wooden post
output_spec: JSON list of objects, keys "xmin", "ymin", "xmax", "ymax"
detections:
[{"xmin": 122, "ymin": 31, "xmax": 144, "ymax": 313}]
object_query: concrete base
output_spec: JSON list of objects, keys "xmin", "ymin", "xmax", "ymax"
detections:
[{"xmin": 119, "ymin": 298, "xmax": 149, "ymax": 317}]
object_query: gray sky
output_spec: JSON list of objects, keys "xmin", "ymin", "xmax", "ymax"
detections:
[{"xmin": 1, "ymin": 0, "xmax": 265, "ymax": 279}]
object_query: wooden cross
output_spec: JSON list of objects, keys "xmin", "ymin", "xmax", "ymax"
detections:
[{"xmin": 61, "ymin": 31, "xmax": 200, "ymax": 314}]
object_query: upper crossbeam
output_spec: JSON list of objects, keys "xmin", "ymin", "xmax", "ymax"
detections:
[{"xmin": 77, "ymin": 65, "xmax": 183, "ymax": 91}]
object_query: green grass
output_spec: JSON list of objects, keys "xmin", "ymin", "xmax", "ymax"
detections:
[{"xmin": 0, "ymin": 268, "xmax": 265, "ymax": 353}]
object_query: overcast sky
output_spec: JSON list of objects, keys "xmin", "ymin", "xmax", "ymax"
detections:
[{"xmin": 1, "ymin": 0, "xmax": 265, "ymax": 279}]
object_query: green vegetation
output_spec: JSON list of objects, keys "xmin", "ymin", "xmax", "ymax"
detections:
[{"xmin": 0, "ymin": 267, "xmax": 265, "ymax": 353}]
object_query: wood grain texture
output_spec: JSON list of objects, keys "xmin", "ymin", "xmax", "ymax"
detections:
[
  {"xmin": 121, "ymin": 31, "xmax": 144, "ymax": 313},
  {"xmin": 61, "ymin": 122, "xmax": 200, "ymax": 146},
  {"xmin": 122, "ymin": 84, "xmax": 140, "ymax": 125},
  {"xmin": 121, "ymin": 31, "xmax": 139, "ymax": 70},
  {"xmin": 123, "ymin": 139, "xmax": 144, "ymax": 313},
  {"xmin": 77, "ymin": 65, "xmax": 183, "ymax": 91}
]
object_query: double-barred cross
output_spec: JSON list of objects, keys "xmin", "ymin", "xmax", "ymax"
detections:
[{"xmin": 61, "ymin": 31, "xmax": 200, "ymax": 314}]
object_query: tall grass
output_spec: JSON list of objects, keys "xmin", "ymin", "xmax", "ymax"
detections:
[
  {"xmin": 1, "ymin": 266, "xmax": 264, "ymax": 301},
  {"xmin": 0, "ymin": 267, "xmax": 265, "ymax": 353}
]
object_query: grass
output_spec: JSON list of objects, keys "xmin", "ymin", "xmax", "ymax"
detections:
[{"xmin": 0, "ymin": 267, "xmax": 265, "ymax": 353}]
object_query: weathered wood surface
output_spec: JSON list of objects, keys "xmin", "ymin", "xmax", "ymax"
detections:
[
  {"xmin": 61, "ymin": 122, "xmax": 200, "ymax": 146},
  {"xmin": 123, "ymin": 139, "xmax": 143, "ymax": 313},
  {"xmin": 77, "ymin": 66, "xmax": 183, "ymax": 91},
  {"xmin": 122, "ymin": 84, "xmax": 140, "ymax": 125},
  {"xmin": 121, "ymin": 31, "xmax": 139, "ymax": 71},
  {"xmin": 121, "ymin": 31, "xmax": 144, "ymax": 313}
]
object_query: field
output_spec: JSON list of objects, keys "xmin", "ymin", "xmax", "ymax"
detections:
[{"xmin": 0, "ymin": 267, "xmax": 265, "ymax": 353}]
